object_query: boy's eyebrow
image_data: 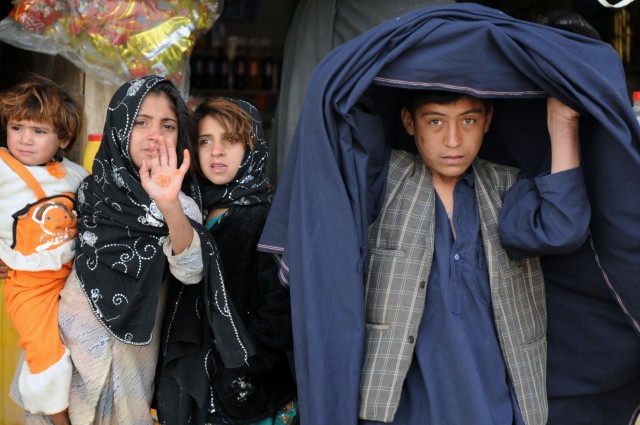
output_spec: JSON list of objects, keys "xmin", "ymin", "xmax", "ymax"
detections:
[{"xmin": 420, "ymin": 107, "xmax": 484, "ymax": 117}]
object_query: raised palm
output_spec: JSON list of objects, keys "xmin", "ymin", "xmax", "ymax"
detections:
[{"xmin": 139, "ymin": 136, "xmax": 190, "ymax": 204}]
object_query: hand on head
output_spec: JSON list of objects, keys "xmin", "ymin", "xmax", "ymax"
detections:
[
  {"xmin": 547, "ymin": 97, "xmax": 581, "ymax": 173},
  {"xmin": 547, "ymin": 97, "xmax": 580, "ymax": 123}
]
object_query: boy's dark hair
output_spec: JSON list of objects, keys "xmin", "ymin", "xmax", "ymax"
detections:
[
  {"xmin": 0, "ymin": 74, "xmax": 83, "ymax": 151},
  {"xmin": 404, "ymin": 90, "xmax": 493, "ymax": 118},
  {"xmin": 147, "ymin": 80, "xmax": 196, "ymax": 178},
  {"xmin": 535, "ymin": 11, "xmax": 601, "ymax": 41}
]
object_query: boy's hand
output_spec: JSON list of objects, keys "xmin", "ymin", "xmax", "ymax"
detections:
[
  {"xmin": 548, "ymin": 97, "xmax": 580, "ymax": 123},
  {"xmin": 139, "ymin": 136, "xmax": 190, "ymax": 206},
  {"xmin": 547, "ymin": 97, "xmax": 581, "ymax": 173}
]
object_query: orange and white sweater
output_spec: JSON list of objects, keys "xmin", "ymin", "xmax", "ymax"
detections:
[{"xmin": 0, "ymin": 150, "xmax": 87, "ymax": 415}]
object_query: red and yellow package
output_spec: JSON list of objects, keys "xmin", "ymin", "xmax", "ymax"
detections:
[{"xmin": 10, "ymin": 0, "xmax": 67, "ymax": 32}]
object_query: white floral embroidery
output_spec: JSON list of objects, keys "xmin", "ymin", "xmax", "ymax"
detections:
[
  {"xmin": 112, "ymin": 169, "xmax": 125, "ymax": 187},
  {"xmin": 90, "ymin": 289, "xmax": 104, "ymax": 319},
  {"xmin": 138, "ymin": 201, "xmax": 165, "ymax": 227},
  {"xmin": 149, "ymin": 201, "xmax": 163, "ymax": 220},
  {"xmin": 140, "ymin": 212, "xmax": 164, "ymax": 227},
  {"xmin": 77, "ymin": 188, "xmax": 85, "ymax": 204},
  {"xmin": 233, "ymin": 377, "xmax": 255, "ymax": 402},
  {"xmin": 82, "ymin": 231, "xmax": 98, "ymax": 247},
  {"xmin": 91, "ymin": 288, "xmax": 102, "ymax": 302},
  {"xmin": 127, "ymin": 78, "xmax": 144, "ymax": 97}
]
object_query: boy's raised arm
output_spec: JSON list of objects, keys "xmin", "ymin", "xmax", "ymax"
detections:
[{"xmin": 548, "ymin": 97, "xmax": 581, "ymax": 173}]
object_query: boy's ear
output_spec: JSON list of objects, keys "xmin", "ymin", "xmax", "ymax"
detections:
[
  {"xmin": 59, "ymin": 139, "xmax": 71, "ymax": 150},
  {"xmin": 401, "ymin": 107, "xmax": 415, "ymax": 136},
  {"xmin": 484, "ymin": 105, "xmax": 494, "ymax": 134}
]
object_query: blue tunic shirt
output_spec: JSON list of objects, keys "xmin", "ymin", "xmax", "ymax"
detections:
[{"xmin": 362, "ymin": 166, "xmax": 588, "ymax": 425}]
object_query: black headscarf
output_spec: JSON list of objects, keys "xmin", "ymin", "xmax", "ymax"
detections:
[
  {"xmin": 200, "ymin": 98, "xmax": 272, "ymax": 209},
  {"xmin": 75, "ymin": 76, "xmax": 254, "ymax": 368},
  {"xmin": 155, "ymin": 98, "xmax": 273, "ymax": 424}
]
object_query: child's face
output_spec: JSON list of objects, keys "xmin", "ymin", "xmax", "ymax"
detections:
[
  {"xmin": 129, "ymin": 92, "xmax": 178, "ymax": 169},
  {"xmin": 401, "ymin": 96, "xmax": 493, "ymax": 187},
  {"xmin": 6, "ymin": 119, "xmax": 69, "ymax": 166},
  {"xmin": 197, "ymin": 115, "xmax": 246, "ymax": 186}
]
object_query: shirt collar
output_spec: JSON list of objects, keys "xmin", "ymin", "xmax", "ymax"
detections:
[{"xmin": 459, "ymin": 167, "xmax": 475, "ymax": 188}]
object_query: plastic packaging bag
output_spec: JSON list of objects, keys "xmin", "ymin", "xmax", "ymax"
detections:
[{"xmin": 0, "ymin": 0, "xmax": 223, "ymax": 95}]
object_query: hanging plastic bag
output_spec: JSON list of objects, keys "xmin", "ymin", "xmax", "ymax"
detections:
[{"xmin": 0, "ymin": 0, "xmax": 223, "ymax": 95}]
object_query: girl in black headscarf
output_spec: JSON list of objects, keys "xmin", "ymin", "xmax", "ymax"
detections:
[
  {"xmin": 46, "ymin": 76, "xmax": 252, "ymax": 425},
  {"xmin": 155, "ymin": 98, "xmax": 297, "ymax": 425}
]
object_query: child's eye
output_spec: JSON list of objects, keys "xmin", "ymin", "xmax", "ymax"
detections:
[
  {"xmin": 199, "ymin": 138, "xmax": 211, "ymax": 146},
  {"xmin": 224, "ymin": 135, "xmax": 241, "ymax": 144},
  {"xmin": 9, "ymin": 125, "xmax": 21, "ymax": 131},
  {"xmin": 35, "ymin": 128, "xmax": 48, "ymax": 134}
]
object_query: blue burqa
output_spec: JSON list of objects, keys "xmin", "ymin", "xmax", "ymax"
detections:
[{"xmin": 258, "ymin": 4, "xmax": 640, "ymax": 424}]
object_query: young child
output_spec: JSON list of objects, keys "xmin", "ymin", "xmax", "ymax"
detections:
[
  {"xmin": 0, "ymin": 75, "xmax": 88, "ymax": 425},
  {"xmin": 155, "ymin": 97, "xmax": 297, "ymax": 425}
]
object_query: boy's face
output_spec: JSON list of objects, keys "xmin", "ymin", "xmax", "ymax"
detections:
[
  {"xmin": 129, "ymin": 91, "xmax": 179, "ymax": 170},
  {"xmin": 197, "ymin": 115, "xmax": 246, "ymax": 186},
  {"xmin": 402, "ymin": 96, "xmax": 493, "ymax": 187},
  {"xmin": 6, "ymin": 119, "xmax": 69, "ymax": 166}
]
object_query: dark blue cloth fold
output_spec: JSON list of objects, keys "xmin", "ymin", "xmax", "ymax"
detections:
[{"xmin": 258, "ymin": 4, "xmax": 640, "ymax": 424}]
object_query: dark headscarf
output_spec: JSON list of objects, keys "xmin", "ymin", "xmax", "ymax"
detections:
[
  {"xmin": 75, "ymin": 75, "xmax": 184, "ymax": 344},
  {"xmin": 155, "ymin": 98, "xmax": 271, "ymax": 424},
  {"xmin": 75, "ymin": 76, "xmax": 254, "ymax": 368},
  {"xmin": 200, "ymin": 98, "xmax": 272, "ymax": 209}
]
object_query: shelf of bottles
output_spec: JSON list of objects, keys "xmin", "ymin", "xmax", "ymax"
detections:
[
  {"xmin": 189, "ymin": 33, "xmax": 281, "ymax": 133},
  {"xmin": 190, "ymin": 35, "xmax": 280, "ymax": 95}
]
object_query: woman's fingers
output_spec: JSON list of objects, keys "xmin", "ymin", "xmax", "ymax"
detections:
[
  {"xmin": 179, "ymin": 149, "xmax": 190, "ymax": 174},
  {"xmin": 164, "ymin": 137, "xmax": 178, "ymax": 168},
  {"xmin": 153, "ymin": 136, "xmax": 178, "ymax": 168}
]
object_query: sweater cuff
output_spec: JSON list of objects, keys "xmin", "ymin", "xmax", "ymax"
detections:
[
  {"xmin": 18, "ymin": 347, "xmax": 71, "ymax": 414},
  {"xmin": 163, "ymin": 231, "xmax": 204, "ymax": 284}
]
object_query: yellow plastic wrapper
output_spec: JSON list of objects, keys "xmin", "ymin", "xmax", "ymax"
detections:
[
  {"xmin": 0, "ymin": 0, "xmax": 222, "ymax": 94},
  {"xmin": 127, "ymin": 15, "xmax": 197, "ymax": 82}
]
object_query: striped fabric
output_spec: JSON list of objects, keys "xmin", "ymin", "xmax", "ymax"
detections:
[{"xmin": 360, "ymin": 150, "xmax": 547, "ymax": 425}]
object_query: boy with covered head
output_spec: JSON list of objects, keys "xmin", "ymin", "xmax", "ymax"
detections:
[{"xmin": 360, "ymin": 90, "xmax": 589, "ymax": 424}]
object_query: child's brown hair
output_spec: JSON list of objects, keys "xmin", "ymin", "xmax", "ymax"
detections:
[
  {"xmin": 193, "ymin": 97, "xmax": 257, "ymax": 150},
  {"xmin": 0, "ymin": 74, "xmax": 83, "ymax": 151}
]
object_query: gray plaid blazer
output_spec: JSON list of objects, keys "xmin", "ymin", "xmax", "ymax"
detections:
[{"xmin": 360, "ymin": 150, "xmax": 547, "ymax": 424}]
